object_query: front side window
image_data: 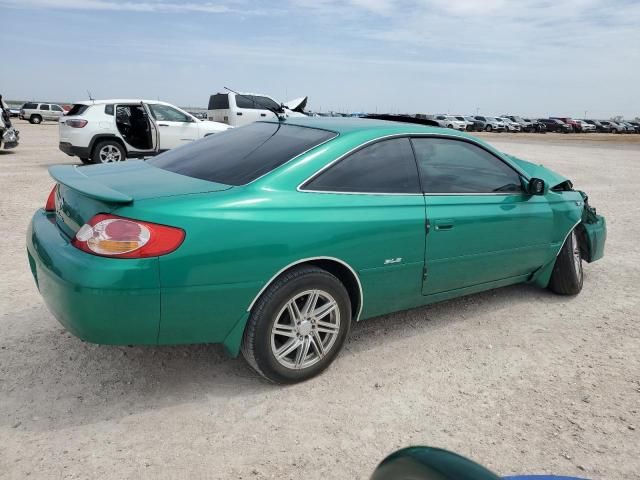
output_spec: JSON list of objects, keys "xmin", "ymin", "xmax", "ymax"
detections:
[
  {"xmin": 149, "ymin": 104, "xmax": 190, "ymax": 122},
  {"xmin": 39, "ymin": 104, "xmax": 50, "ymax": 111},
  {"xmin": 149, "ymin": 122, "xmax": 336, "ymax": 186},
  {"xmin": 51, "ymin": 105, "xmax": 63, "ymax": 112},
  {"xmin": 304, "ymin": 138, "xmax": 420, "ymax": 194},
  {"xmin": 411, "ymin": 138, "xmax": 523, "ymax": 194}
]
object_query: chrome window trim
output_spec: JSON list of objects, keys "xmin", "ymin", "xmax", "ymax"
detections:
[
  {"xmin": 297, "ymin": 132, "xmax": 530, "ymax": 195},
  {"xmin": 246, "ymin": 256, "xmax": 364, "ymax": 321}
]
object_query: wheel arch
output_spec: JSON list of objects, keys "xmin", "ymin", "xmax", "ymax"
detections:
[
  {"xmin": 246, "ymin": 256, "xmax": 363, "ymax": 322},
  {"xmin": 89, "ymin": 134, "xmax": 127, "ymax": 158}
]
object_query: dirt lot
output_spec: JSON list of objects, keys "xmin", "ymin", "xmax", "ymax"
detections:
[{"xmin": 1, "ymin": 120, "xmax": 639, "ymax": 479}]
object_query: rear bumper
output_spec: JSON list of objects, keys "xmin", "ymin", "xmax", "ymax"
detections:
[
  {"xmin": 27, "ymin": 209, "xmax": 161, "ymax": 344},
  {"xmin": 59, "ymin": 142, "xmax": 89, "ymax": 158}
]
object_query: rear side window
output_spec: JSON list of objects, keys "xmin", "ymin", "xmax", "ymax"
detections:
[
  {"xmin": 40, "ymin": 104, "xmax": 50, "ymax": 111},
  {"xmin": 208, "ymin": 94, "xmax": 229, "ymax": 110},
  {"xmin": 304, "ymin": 138, "xmax": 420, "ymax": 194},
  {"xmin": 149, "ymin": 122, "xmax": 336, "ymax": 186},
  {"xmin": 234, "ymin": 95, "xmax": 280, "ymax": 111},
  {"xmin": 23, "ymin": 102, "xmax": 38, "ymax": 109},
  {"xmin": 104, "ymin": 104, "xmax": 114, "ymax": 115},
  {"xmin": 411, "ymin": 138, "xmax": 522, "ymax": 194},
  {"xmin": 67, "ymin": 104, "xmax": 90, "ymax": 116}
]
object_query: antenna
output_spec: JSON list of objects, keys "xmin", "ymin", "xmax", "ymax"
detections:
[
  {"xmin": 87, "ymin": 90, "xmax": 94, "ymax": 102},
  {"xmin": 224, "ymin": 86, "xmax": 286, "ymax": 121}
]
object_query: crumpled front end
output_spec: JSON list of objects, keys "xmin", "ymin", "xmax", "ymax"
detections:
[
  {"xmin": 578, "ymin": 191, "xmax": 606, "ymax": 263},
  {"xmin": 1, "ymin": 126, "xmax": 20, "ymax": 149}
]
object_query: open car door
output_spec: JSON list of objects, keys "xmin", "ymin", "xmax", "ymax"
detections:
[
  {"xmin": 141, "ymin": 102, "xmax": 159, "ymax": 154},
  {"xmin": 113, "ymin": 103, "xmax": 159, "ymax": 156}
]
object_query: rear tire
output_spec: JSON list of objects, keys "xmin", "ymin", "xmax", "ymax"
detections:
[
  {"xmin": 29, "ymin": 115, "xmax": 42, "ymax": 125},
  {"xmin": 548, "ymin": 229, "xmax": 584, "ymax": 295},
  {"xmin": 241, "ymin": 265, "xmax": 352, "ymax": 384},
  {"xmin": 92, "ymin": 140, "xmax": 126, "ymax": 164},
  {"xmin": 485, "ymin": 125, "xmax": 492, "ymax": 132}
]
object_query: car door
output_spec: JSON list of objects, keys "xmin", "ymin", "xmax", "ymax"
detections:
[
  {"xmin": 410, "ymin": 137, "xmax": 554, "ymax": 296},
  {"xmin": 51, "ymin": 104, "xmax": 64, "ymax": 120},
  {"xmin": 302, "ymin": 137, "xmax": 427, "ymax": 317},
  {"xmin": 38, "ymin": 103, "xmax": 50, "ymax": 120},
  {"xmin": 148, "ymin": 103, "xmax": 198, "ymax": 150}
]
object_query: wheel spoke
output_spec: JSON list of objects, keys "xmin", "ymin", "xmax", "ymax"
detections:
[
  {"xmin": 302, "ymin": 290, "xmax": 319, "ymax": 317},
  {"xmin": 312, "ymin": 300, "xmax": 337, "ymax": 321},
  {"xmin": 295, "ymin": 336, "xmax": 311, "ymax": 368},
  {"xmin": 273, "ymin": 323, "xmax": 297, "ymax": 338},
  {"xmin": 287, "ymin": 299, "xmax": 303, "ymax": 324},
  {"xmin": 316, "ymin": 320, "xmax": 339, "ymax": 334},
  {"xmin": 311, "ymin": 331, "xmax": 326, "ymax": 359},
  {"xmin": 276, "ymin": 338, "xmax": 301, "ymax": 360}
]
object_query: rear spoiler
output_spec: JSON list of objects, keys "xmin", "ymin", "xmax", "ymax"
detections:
[{"xmin": 49, "ymin": 165, "xmax": 133, "ymax": 204}]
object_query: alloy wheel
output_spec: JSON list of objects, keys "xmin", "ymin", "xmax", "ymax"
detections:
[
  {"xmin": 99, "ymin": 145, "xmax": 123, "ymax": 163},
  {"xmin": 571, "ymin": 230, "xmax": 583, "ymax": 281},
  {"xmin": 270, "ymin": 289, "xmax": 340, "ymax": 370}
]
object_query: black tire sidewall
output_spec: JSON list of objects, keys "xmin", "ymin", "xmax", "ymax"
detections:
[
  {"xmin": 250, "ymin": 270, "xmax": 352, "ymax": 384},
  {"xmin": 30, "ymin": 115, "xmax": 42, "ymax": 124}
]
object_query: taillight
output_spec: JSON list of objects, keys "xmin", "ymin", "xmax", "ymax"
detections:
[
  {"xmin": 45, "ymin": 185, "xmax": 57, "ymax": 212},
  {"xmin": 65, "ymin": 119, "xmax": 88, "ymax": 128},
  {"xmin": 72, "ymin": 214, "xmax": 185, "ymax": 258}
]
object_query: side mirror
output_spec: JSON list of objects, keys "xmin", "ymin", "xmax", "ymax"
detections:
[{"xmin": 527, "ymin": 177, "xmax": 546, "ymax": 195}]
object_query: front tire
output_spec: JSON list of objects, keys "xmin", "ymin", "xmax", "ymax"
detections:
[
  {"xmin": 485, "ymin": 125, "xmax": 493, "ymax": 132},
  {"xmin": 548, "ymin": 229, "xmax": 584, "ymax": 295},
  {"xmin": 29, "ymin": 115, "xmax": 42, "ymax": 124},
  {"xmin": 241, "ymin": 265, "xmax": 352, "ymax": 384}
]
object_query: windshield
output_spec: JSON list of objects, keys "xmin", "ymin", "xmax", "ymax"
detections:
[{"xmin": 149, "ymin": 122, "xmax": 336, "ymax": 186}]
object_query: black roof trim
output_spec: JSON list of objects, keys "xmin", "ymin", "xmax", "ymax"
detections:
[{"xmin": 362, "ymin": 114, "xmax": 441, "ymax": 128}]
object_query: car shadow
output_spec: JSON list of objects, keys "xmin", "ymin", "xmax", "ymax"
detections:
[{"xmin": 2, "ymin": 283, "xmax": 570, "ymax": 433}]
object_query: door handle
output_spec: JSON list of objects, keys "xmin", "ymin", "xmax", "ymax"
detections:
[
  {"xmin": 260, "ymin": 113, "xmax": 267, "ymax": 117},
  {"xmin": 434, "ymin": 220, "xmax": 454, "ymax": 231},
  {"xmin": 158, "ymin": 123, "xmax": 169, "ymax": 127}
]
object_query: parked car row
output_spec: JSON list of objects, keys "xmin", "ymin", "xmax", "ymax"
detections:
[
  {"xmin": 432, "ymin": 114, "xmax": 640, "ymax": 134},
  {"xmin": 432, "ymin": 115, "xmax": 547, "ymax": 133}
]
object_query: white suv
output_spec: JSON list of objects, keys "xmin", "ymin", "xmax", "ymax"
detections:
[
  {"xmin": 208, "ymin": 92, "xmax": 307, "ymax": 127},
  {"xmin": 59, "ymin": 99, "xmax": 229, "ymax": 164},
  {"xmin": 434, "ymin": 115, "xmax": 467, "ymax": 131}
]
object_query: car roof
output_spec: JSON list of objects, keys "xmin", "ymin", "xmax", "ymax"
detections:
[
  {"xmin": 72, "ymin": 99, "xmax": 176, "ymax": 106},
  {"xmin": 267, "ymin": 116, "xmax": 472, "ymax": 137}
]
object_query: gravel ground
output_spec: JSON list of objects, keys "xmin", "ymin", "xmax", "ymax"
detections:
[{"xmin": 1, "ymin": 121, "xmax": 639, "ymax": 479}]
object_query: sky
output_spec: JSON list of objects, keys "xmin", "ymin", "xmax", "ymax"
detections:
[{"xmin": 1, "ymin": 0, "xmax": 639, "ymax": 118}]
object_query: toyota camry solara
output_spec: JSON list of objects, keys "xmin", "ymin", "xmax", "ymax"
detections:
[{"xmin": 27, "ymin": 118, "xmax": 606, "ymax": 383}]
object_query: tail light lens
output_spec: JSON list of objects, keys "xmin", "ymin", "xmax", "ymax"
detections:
[
  {"xmin": 45, "ymin": 184, "xmax": 57, "ymax": 212},
  {"xmin": 65, "ymin": 119, "xmax": 88, "ymax": 128},
  {"xmin": 72, "ymin": 214, "xmax": 185, "ymax": 258}
]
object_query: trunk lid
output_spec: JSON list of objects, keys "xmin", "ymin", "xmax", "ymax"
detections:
[{"xmin": 50, "ymin": 160, "xmax": 231, "ymax": 237}]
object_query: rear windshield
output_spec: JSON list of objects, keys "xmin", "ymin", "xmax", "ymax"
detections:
[
  {"xmin": 67, "ymin": 104, "xmax": 90, "ymax": 116},
  {"xmin": 208, "ymin": 94, "xmax": 230, "ymax": 110},
  {"xmin": 148, "ymin": 122, "xmax": 337, "ymax": 186}
]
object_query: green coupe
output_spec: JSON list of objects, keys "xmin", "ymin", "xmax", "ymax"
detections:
[{"xmin": 27, "ymin": 118, "xmax": 606, "ymax": 383}]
